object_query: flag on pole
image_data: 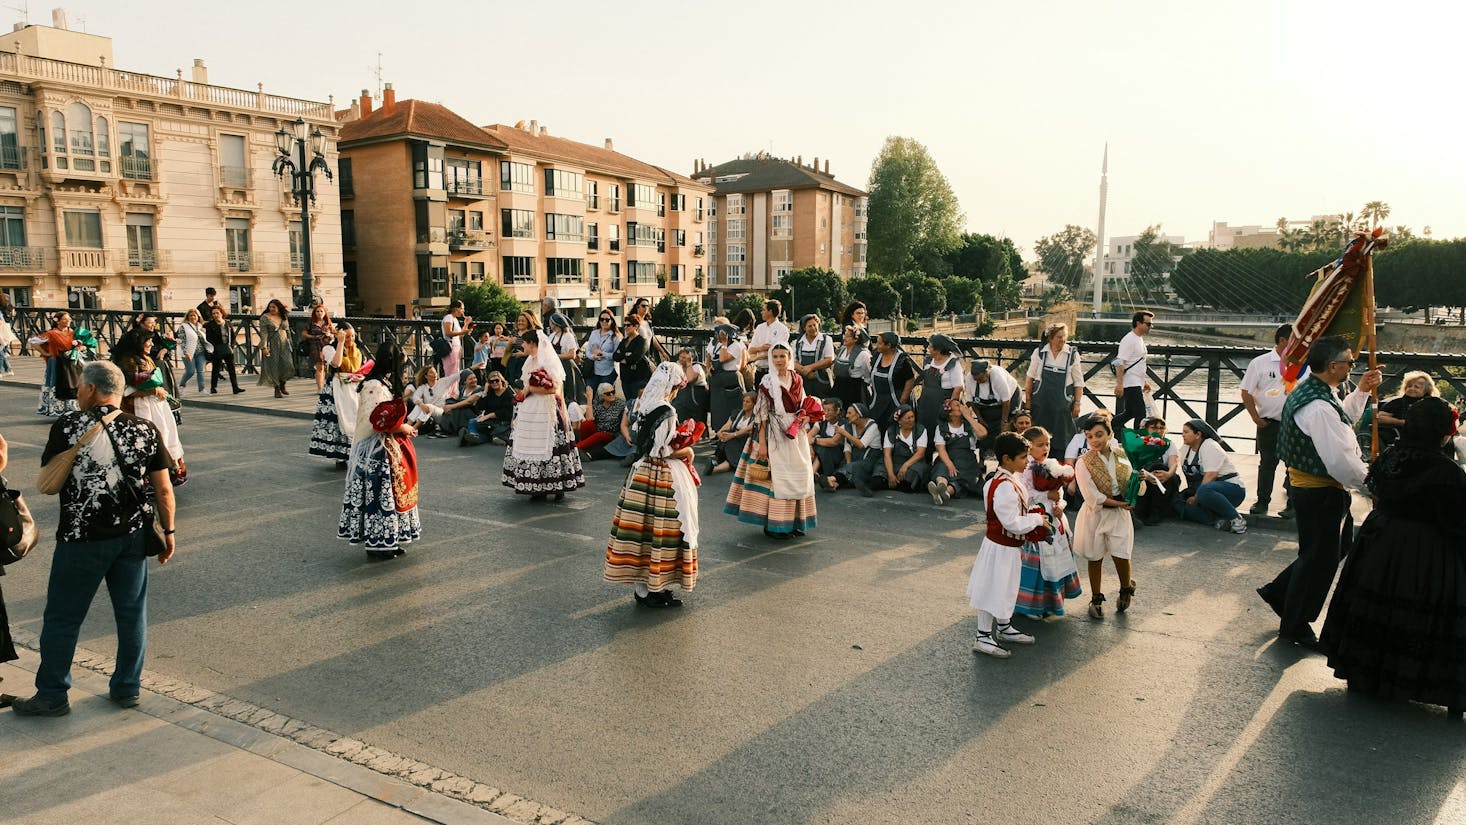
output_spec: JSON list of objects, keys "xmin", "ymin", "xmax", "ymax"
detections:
[{"xmin": 1279, "ymin": 228, "xmax": 1387, "ymax": 385}]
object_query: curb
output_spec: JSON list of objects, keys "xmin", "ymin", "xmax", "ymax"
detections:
[
  {"xmin": 10, "ymin": 628, "xmax": 595, "ymax": 825},
  {"xmin": 1, "ymin": 378, "xmax": 315, "ymax": 421}
]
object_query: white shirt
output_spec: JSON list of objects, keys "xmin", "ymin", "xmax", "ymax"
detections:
[
  {"xmin": 796, "ymin": 333, "xmax": 835, "ymax": 364},
  {"xmin": 1294, "ymin": 385, "xmax": 1371, "ymax": 491},
  {"xmin": 1183, "ymin": 438, "xmax": 1238, "ymax": 479},
  {"xmin": 845, "ymin": 420, "xmax": 882, "ymax": 459},
  {"xmin": 967, "ymin": 367, "xmax": 1018, "ymax": 407},
  {"xmin": 884, "ymin": 429, "xmax": 929, "ymax": 451},
  {"xmin": 927, "ymin": 355, "xmax": 965, "ymax": 390},
  {"xmin": 749, "ymin": 320, "xmax": 790, "ymax": 370},
  {"xmin": 934, "ymin": 423, "xmax": 972, "ymax": 446},
  {"xmin": 839, "ymin": 346, "xmax": 873, "ymax": 381},
  {"xmin": 1027, "ymin": 345, "xmax": 1085, "ymax": 389},
  {"xmin": 1117, "ymin": 331, "xmax": 1147, "ymax": 388},
  {"xmin": 1240, "ymin": 348, "xmax": 1287, "ymax": 420},
  {"xmin": 986, "ymin": 470, "xmax": 1044, "ymax": 536},
  {"xmin": 1066, "ymin": 433, "xmax": 1122, "ymax": 462}
]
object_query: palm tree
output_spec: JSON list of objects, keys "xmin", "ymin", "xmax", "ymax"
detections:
[
  {"xmin": 1361, "ymin": 200, "xmax": 1391, "ymax": 229},
  {"xmin": 1308, "ymin": 219, "xmax": 1332, "ymax": 252},
  {"xmin": 1423, "ymin": 225, "xmax": 1434, "ymax": 239}
]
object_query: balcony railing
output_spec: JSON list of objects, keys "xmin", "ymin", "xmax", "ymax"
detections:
[
  {"xmin": 220, "ymin": 250, "xmax": 258, "ymax": 272},
  {"xmin": 218, "ymin": 165, "xmax": 249, "ymax": 188},
  {"xmin": 125, "ymin": 249, "xmax": 171, "ymax": 271},
  {"xmin": 0, "ymin": 145, "xmax": 26, "ymax": 171},
  {"xmin": 587, "ymin": 238, "xmax": 599, "ymax": 251},
  {"xmin": 121, "ymin": 155, "xmax": 153, "ymax": 180},
  {"xmin": 548, "ymin": 272, "xmax": 585, "ymax": 285},
  {"xmin": 609, "ymin": 239, "xmax": 621, "ymax": 252},
  {"xmin": 693, "ymin": 244, "xmax": 705, "ymax": 257},
  {"xmin": 694, "ymin": 208, "xmax": 703, "ymax": 221},
  {"xmin": 59, "ymin": 247, "xmax": 113, "ymax": 271},
  {"xmin": 587, "ymin": 194, "xmax": 600, "ymax": 210},
  {"xmin": 0, "ymin": 246, "xmax": 44, "ymax": 269},
  {"xmin": 446, "ymin": 179, "xmax": 486, "ymax": 198},
  {"xmin": 694, "ymin": 272, "xmax": 704, "ymax": 289},
  {"xmin": 608, "ymin": 199, "xmax": 621, "ymax": 213},
  {"xmin": 448, "ymin": 230, "xmax": 493, "ymax": 250}
]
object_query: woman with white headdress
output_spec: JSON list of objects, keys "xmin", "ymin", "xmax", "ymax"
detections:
[
  {"xmin": 502, "ymin": 328, "xmax": 586, "ymax": 499},
  {"xmin": 604, "ymin": 362, "xmax": 701, "ymax": 607},
  {"xmin": 725, "ymin": 341, "xmax": 820, "ymax": 540}
]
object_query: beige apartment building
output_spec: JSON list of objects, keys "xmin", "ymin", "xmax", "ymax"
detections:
[
  {"xmin": 0, "ymin": 20, "xmax": 344, "ymax": 315},
  {"xmin": 692, "ymin": 154, "xmax": 867, "ymax": 312},
  {"xmin": 337, "ymin": 90, "xmax": 711, "ymax": 320}
]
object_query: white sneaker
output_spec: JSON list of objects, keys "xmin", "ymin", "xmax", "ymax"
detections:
[
  {"xmin": 972, "ymin": 631, "xmax": 1011, "ymax": 658},
  {"xmin": 995, "ymin": 622, "xmax": 1036, "ymax": 645},
  {"xmin": 1229, "ymin": 516, "xmax": 1248, "ymax": 534}
]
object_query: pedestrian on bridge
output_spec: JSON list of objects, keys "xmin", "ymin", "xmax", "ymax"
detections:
[
  {"xmin": 1025, "ymin": 323, "xmax": 1083, "ymax": 455},
  {"xmin": 1113, "ymin": 311, "xmax": 1153, "ymax": 431},
  {"xmin": 1240, "ymin": 324, "xmax": 1294, "ymax": 518}
]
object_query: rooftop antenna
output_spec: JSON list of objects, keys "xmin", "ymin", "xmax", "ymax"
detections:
[
  {"xmin": 367, "ymin": 52, "xmax": 384, "ymax": 102},
  {"xmin": 2, "ymin": 1, "xmax": 29, "ymax": 24}
]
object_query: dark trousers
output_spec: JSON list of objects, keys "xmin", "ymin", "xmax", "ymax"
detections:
[
  {"xmin": 35, "ymin": 530, "xmax": 149, "ymax": 701},
  {"xmin": 1116, "ymin": 385, "xmax": 1146, "ymax": 431},
  {"xmin": 1253, "ymin": 421, "xmax": 1291, "ymax": 509},
  {"xmin": 1135, "ymin": 464, "xmax": 1182, "ymax": 522},
  {"xmin": 1265, "ymin": 485, "xmax": 1352, "ymax": 637},
  {"xmin": 210, "ymin": 350, "xmax": 240, "ymax": 391}
]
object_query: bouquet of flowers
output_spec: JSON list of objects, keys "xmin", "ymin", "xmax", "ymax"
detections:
[
  {"xmin": 784, "ymin": 395, "xmax": 825, "ymax": 439},
  {"xmin": 1119, "ymin": 427, "xmax": 1170, "ymax": 504},
  {"xmin": 344, "ymin": 358, "xmax": 375, "ymax": 383},
  {"xmin": 1024, "ymin": 504, "xmax": 1052, "ymax": 544},
  {"xmin": 1030, "ymin": 457, "xmax": 1074, "ymax": 492}
]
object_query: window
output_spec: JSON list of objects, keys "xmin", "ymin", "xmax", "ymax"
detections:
[
  {"xmin": 219, "ymin": 134, "xmax": 247, "ymax": 187},
  {"xmin": 669, "ymin": 194, "xmax": 686, "ymax": 212},
  {"xmin": 610, "ymin": 262, "xmax": 621, "ymax": 290},
  {"xmin": 694, "ymin": 197, "xmax": 704, "ymax": 221},
  {"xmin": 627, "ymin": 222, "xmax": 661, "ymax": 247},
  {"xmin": 0, "ymin": 205, "xmax": 26, "ymax": 247},
  {"xmin": 448, "ymin": 209, "xmax": 467, "ymax": 235},
  {"xmin": 469, "ymin": 211, "xmax": 484, "ymax": 231},
  {"xmin": 726, "ymin": 193, "xmax": 744, "ymax": 214},
  {"xmin": 772, "ymin": 213, "xmax": 792, "ymax": 239},
  {"xmin": 587, "ymin": 222, "xmax": 599, "ymax": 250},
  {"xmin": 119, "ymin": 122, "xmax": 151, "ymax": 180},
  {"xmin": 224, "ymin": 217, "xmax": 251, "ymax": 270},
  {"xmin": 587, "ymin": 180, "xmax": 600, "ymax": 210},
  {"xmin": 708, "ymin": 221, "xmax": 717, "ymax": 244},
  {"xmin": 773, "ymin": 265, "xmax": 793, "ymax": 282},
  {"xmin": 470, "ymin": 261, "xmax": 485, "ymax": 281},
  {"xmin": 68, "ymin": 285, "xmax": 100, "ymax": 309},
  {"xmin": 289, "ymin": 221, "xmax": 305, "ymax": 270},
  {"xmin": 608, "ymin": 184, "xmax": 621, "ymax": 212},
  {"xmin": 131, "ymin": 285, "xmax": 160, "ymax": 312},
  {"xmin": 725, "ymin": 265, "xmax": 744, "ymax": 286},
  {"xmin": 0, "ymin": 286, "xmax": 31, "ymax": 305},
  {"xmin": 450, "ymin": 261, "xmax": 468, "ymax": 288},
  {"xmin": 673, "ymin": 229, "xmax": 686, "ymax": 247},
  {"xmin": 44, "ymin": 103, "xmax": 111, "ymax": 173},
  {"xmin": 418, "ymin": 255, "xmax": 449, "ymax": 298},
  {"xmin": 415, "ymin": 199, "xmax": 446, "ymax": 244},
  {"xmin": 772, "ymin": 189, "xmax": 792, "ymax": 212},
  {"xmin": 63, "ymin": 210, "xmax": 103, "ymax": 248},
  {"xmin": 708, "ymin": 200, "xmax": 717, "ymax": 217},
  {"xmin": 727, "ymin": 218, "xmax": 746, "ymax": 241},
  {"xmin": 670, "ymin": 264, "xmax": 682, "ymax": 282},
  {"xmin": 446, "ymin": 158, "xmax": 481, "ymax": 195},
  {"xmin": 502, "ymin": 256, "xmax": 535, "ymax": 284},
  {"xmin": 544, "ymin": 168, "xmax": 584, "ymax": 199},
  {"xmin": 0, "ymin": 107, "xmax": 18, "ymax": 169},
  {"xmin": 547, "ymin": 257, "xmax": 584, "ymax": 284},
  {"xmin": 501, "ymin": 208, "xmax": 534, "ymax": 239},
  {"xmin": 125, "ymin": 213, "xmax": 157, "ymax": 270},
  {"xmin": 629, "ymin": 183, "xmax": 656, "ymax": 209},
  {"xmin": 628, "ymin": 260, "xmax": 657, "ymax": 284},
  {"xmin": 412, "ymin": 142, "xmax": 444, "ymax": 191},
  {"xmin": 608, "ymin": 223, "xmax": 621, "ymax": 252},
  {"xmin": 341, "ymin": 210, "xmax": 356, "ymax": 248},
  {"xmin": 693, "ymin": 265, "xmax": 703, "ymax": 288},
  {"xmin": 338, "ymin": 158, "xmax": 354, "ymax": 197},
  {"xmin": 588, "ymin": 261, "xmax": 600, "ymax": 290},
  {"xmin": 228, "ymin": 284, "xmax": 253, "ymax": 315},
  {"xmin": 500, "ymin": 160, "xmax": 534, "ymax": 193},
  {"xmin": 546, "ymin": 213, "xmax": 585, "ymax": 242},
  {"xmin": 728, "ymin": 243, "xmax": 746, "ymax": 263},
  {"xmin": 657, "ymin": 193, "xmax": 666, "ymax": 217}
]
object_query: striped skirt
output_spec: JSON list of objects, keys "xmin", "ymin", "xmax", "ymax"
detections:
[
  {"xmin": 1014, "ymin": 533, "xmax": 1083, "ymax": 618},
  {"xmin": 604, "ymin": 457, "xmax": 697, "ymax": 591},
  {"xmin": 723, "ymin": 448, "xmax": 817, "ymax": 535}
]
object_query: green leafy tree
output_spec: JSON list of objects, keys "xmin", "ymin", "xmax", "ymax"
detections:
[
  {"xmin": 982, "ymin": 274, "xmax": 1023, "ymax": 313},
  {"xmin": 725, "ymin": 292, "xmax": 767, "ymax": 322},
  {"xmin": 1375, "ymin": 239, "xmax": 1466, "ymax": 320},
  {"xmin": 942, "ymin": 276, "xmax": 983, "ymax": 314},
  {"xmin": 1033, "ymin": 225, "xmax": 1095, "ymax": 290},
  {"xmin": 1361, "ymin": 200, "xmax": 1391, "ymax": 230},
  {"xmin": 1129, "ymin": 224, "xmax": 1189, "ymax": 300},
  {"xmin": 866, "ymin": 136, "xmax": 963, "ymax": 276},
  {"xmin": 1171, "ymin": 248, "xmax": 1335, "ymax": 313},
  {"xmin": 453, "ymin": 281, "xmax": 524, "ymax": 324},
  {"xmin": 889, "ymin": 272, "xmax": 947, "ymax": 316},
  {"xmin": 772, "ymin": 267, "xmax": 850, "ymax": 324},
  {"xmin": 847, "ymin": 275, "xmax": 901, "ymax": 320},
  {"xmin": 950, "ymin": 233, "xmax": 1011, "ymax": 283},
  {"xmin": 1038, "ymin": 284, "xmax": 1073, "ymax": 310},
  {"xmin": 650, "ymin": 295, "xmax": 703, "ymax": 328}
]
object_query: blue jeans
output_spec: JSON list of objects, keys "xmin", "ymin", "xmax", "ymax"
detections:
[
  {"xmin": 1174, "ymin": 479, "xmax": 1245, "ymax": 524},
  {"xmin": 0, "ymin": 342, "xmax": 10, "ymax": 373},
  {"xmin": 180, "ymin": 351, "xmax": 207, "ymax": 391},
  {"xmin": 34, "ymin": 529, "xmax": 149, "ymax": 701}
]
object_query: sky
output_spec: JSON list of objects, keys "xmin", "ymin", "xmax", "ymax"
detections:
[{"xmin": 31, "ymin": 0, "xmax": 1463, "ymax": 255}]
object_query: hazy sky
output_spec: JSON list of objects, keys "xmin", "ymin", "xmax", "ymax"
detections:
[{"xmin": 39, "ymin": 0, "xmax": 1462, "ymax": 254}]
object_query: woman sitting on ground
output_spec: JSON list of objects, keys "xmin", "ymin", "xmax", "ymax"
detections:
[
  {"xmin": 810, "ymin": 397, "xmax": 848, "ymax": 484},
  {"xmin": 1173, "ymin": 418, "xmax": 1248, "ymax": 534},
  {"xmin": 577, "ymin": 383, "xmax": 626, "ymax": 454},
  {"xmin": 436, "ymin": 371, "xmax": 484, "ymax": 436},
  {"xmin": 873, "ymin": 405, "xmax": 931, "ymax": 493},
  {"xmin": 1372, "ymin": 370, "xmax": 1435, "ymax": 452},
  {"xmin": 708, "ymin": 391, "xmax": 757, "ymax": 475},
  {"xmin": 928, "ymin": 400, "xmax": 988, "ymax": 505},
  {"xmin": 461, "ymin": 371, "xmax": 514, "ymax": 446}
]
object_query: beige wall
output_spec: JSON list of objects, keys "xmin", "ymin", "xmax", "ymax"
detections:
[{"xmin": 344, "ymin": 141, "xmax": 416, "ymax": 315}]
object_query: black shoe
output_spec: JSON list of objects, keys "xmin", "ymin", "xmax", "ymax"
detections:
[
  {"xmin": 210, "ymin": 388, "xmax": 219, "ymax": 394},
  {"xmin": 1279, "ymin": 627, "xmax": 1322, "ymax": 651},
  {"xmin": 335, "ymin": 460, "xmax": 348, "ymax": 470},
  {"xmin": 764, "ymin": 528, "xmax": 792, "ymax": 541},
  {"xmin": 652, "ymin": 590, "xmax": 684, "ymax": 607},
  {"xmin": 232, "ymin": 387, "xmax": 245, "ymax": 394},
  {"xmin": 11, "ymin": 695, "xmax": 70, "ymax": 717},
  {"xmin": 1256, "ymin": 585, "xmax": 1283, "ymax": 619},
  {"xmin": 365, "ymin": 549, "xmax": 396, "ymax": 560},
  {"xmin": 553, "ymin": 493, "xmax": 565, "ymax": 502},
  {"xmin": 792, "ymin": 528, "xmax": 806, "ymax": 537},
  {"xmin": 109, "ymin": 694, "xmax": 140, "ymax": 708}
]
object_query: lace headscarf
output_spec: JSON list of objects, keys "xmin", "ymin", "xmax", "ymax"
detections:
[
  {"xmin": 523, "ymin": 328, "xmax": 564, "ymax": 386},
  {"xmin": 640, "ymin": 362, "xmax": 685, "ymax": 416}
]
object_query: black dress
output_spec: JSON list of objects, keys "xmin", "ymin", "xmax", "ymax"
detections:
[{"xmin": 1320, "ymin": 445, "xmax": 1466, "ymax": 713}]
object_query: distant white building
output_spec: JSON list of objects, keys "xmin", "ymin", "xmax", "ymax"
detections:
[
  {"xmin": 1097, "ymin": 232, "xmax": 1184, "ymax": 278},
  {"xmin": 1208, "ymin": 221, "xmax": 1279, "ymax": 250}
]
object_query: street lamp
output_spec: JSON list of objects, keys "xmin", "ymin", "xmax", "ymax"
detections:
[{"xmin": 273, "ymin": 117, "xmax": 332, "ymax": 309}]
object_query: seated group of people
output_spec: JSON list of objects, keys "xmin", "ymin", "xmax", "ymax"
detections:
[{"xmin": 404, "ymin": 366, "xmax": 515, "ymax": 446}]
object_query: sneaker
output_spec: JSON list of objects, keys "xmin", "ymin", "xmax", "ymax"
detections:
[
  {"xmin": 1277, "ymin": 506, "xmax": 1295, "ymax": 520},
  {"xmin": 11, "ymin": 695, "xmax": 71, "ymax": 716},
  {"xmin": 972, "ymin": 631, "xmax": 1011, "ymax": 659},
  {"xmin": 1229, "ymin": 516, "xmax": 1248, "ymax": 534},
  {"xmin": 1214, "ymin": 519, "xmax": 1230, "ymax": 531},
  {"xmin": 995, "ymin": 622, "xmax": 1035, "ymax": 645},
  {"xmin": 928, "ymin": 480, "xmax": 944, "ymax": 506},
  {"xmin": 1248, "ymin": 502, "xmax": 1270, "ymax": 516}
]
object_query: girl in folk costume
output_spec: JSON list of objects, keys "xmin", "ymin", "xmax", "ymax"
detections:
[
  {"xmin": 1072, "ymin": 416, "xmax": 1140, "ymax": 619},
  {"xmin": 604, "ymin": 363, "xmax": 702, "ymax": 609},
  {"xmin": 725, "ymin": 342, "xmax": 823, "ymax": 541},
  {"xmin": 501, "ymin": 329, "xmax": 586, "ymax": 499},
  {"xmin": 1014, "ymin": 426, "xmax": 1084, "ymax": 618},
  {"xmin": 339, "ymin": 341, "xmax": 422, "ymax": 559},
  {"xmin": 29, "ymin": 311, "xmax": 85, "ymax": 417},
  {"xmin": 968, "ymin": 432, "xmax": 1051, "ymax": 658},
  {"xmin": 309, "ymin": 322, "xmax": 365, "ymax": 468},
  {"xmin": 111, "ymin": 329, "xmax": 188, "ymax": 487}
]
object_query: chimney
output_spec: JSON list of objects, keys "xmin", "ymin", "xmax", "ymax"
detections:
[
  {"xmin": 813, "ymin": 156, "xmax": 819, "ymax": 172},
  {"xmin": 604, "ymin": 138, "xmax": 614, "ymax": 151},
  {"xmin": 359, "ymin": 88, "xmax": 373, "ymax": 117},
  {"xmin": 824, "ymin": 159, "xmax": 830, "ymax": 175},
  {"xmin": 191, "ymin": 59, "xmax": 208, "ymax": 85},
  {"xmin": 539, "ymin": 126, "xmax": 548, "ymax": 136},
  {"xmin": 382, "ymin": 82, "xmax": 396, "ymax": 112},
  {"xmin": 529, "ymin": 119, "xmax": 538, "ymax": 134},
  {"xmin": 52, "ymin": 8, "xmax": 68, "ymax": 30},
  {"xmin": 796, "ymin": 155, "xmax": 802, "ymax": 166}
]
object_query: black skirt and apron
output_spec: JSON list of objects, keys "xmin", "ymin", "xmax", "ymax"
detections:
[
  {"xmin": 796, "ymin": 334, "xmax": 835, "ymax": 401},
  {"xmin": 1032, "ymin": 347, "xmax": 1077, "ymax": 450},
  {"xmin": 713, "ymin": 409, "xmax": 754, "ymax": 466},
  {"xmin": 869, "ymin": 353, "xmax": 909, "ymax": 433},
  {"xmin": 916, "ymin": 356, "xmax": 962, "ymax": 441},
  {"xmin": 835, "ymin": 421, "xmax": 883, "ymax": 489},
  {"xmin": 812, "ymin": 420, "xmax": 849, "ymax": 476},
  {"xmin": 969, "ymin": 375, "xmax": 1011, "ymax": 455},
  {"xmin": 932, "ymin": 421, "xmax": 984, "ymax": 496},
  {"xmin": 708, "ymin": 342, "xmax": 745, "ymax": 431},
  {"xmin": 832, "ymin": 346, "xmax": 868, "ymax": 408},
  {"xmin": 873, "ymin": 429, "xmax": 930, "ymax": 492}
]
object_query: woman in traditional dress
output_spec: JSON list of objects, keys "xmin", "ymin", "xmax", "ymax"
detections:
[
  {"xmin": 1321, "ymin": 397, "xmax": 1466, "ymax": 718},
  {"xmin": 604, "ymin": 362, "xmax": 701, "ymax": 608},
  {"xmin": 915, "ymin": 333, "xmax": 965, "ymax": 441},
  {"xmin": 502, "ymin": 329, "xmax": 586, "ymax": 500},
  {"xmin": 706, "ymin": 323, "xmax": 746, "ymax": 431},
  {"xmin": 339, "ymin": 341, "xmax": 421, "ymax": 560},
  {"xmin": 257, "ymin": 298, "xmax": 295, "ymax": 398},
  {"xmin": 1024, "ymin": 322, "xmax": 1084, "ymax": 454},
  {"xmin": 1014, "ymin": 426, "xmax": 1083, "ymax": 619},
  {"xmin": 867, "ymin": 331, "xmax": 917, "ymax": 436},
  {"xmin": 832, "ymin": 325, "xmax": 872, "ymax": 409},
  {"xmin": 1073, "ymin": 416, "xmax": 1139, "ymax": 620},
  {"xmin": 793, "ymin": 314, "xmax": 836, "ymax": 402},
  {"xmin": 724, "ymin": 342, "xmax": 819, "ymax": 541},
  {"xmin": 130, "ymin": 314, "xmax": 180, "ymax": 413},
  {"xmin": 29, "ymin": 311, "xmax": 86, "ymax": 417},
  {"xmin": 500, "ymin": 311, "xmax": 541, "ymax": 390},
  {"xmin": 308, "ymin": 322, "xmax": 364, "ymax": 468},
  {"xmin": 111, "ymin": 329, "xmax": 187, "ymax": 487}
]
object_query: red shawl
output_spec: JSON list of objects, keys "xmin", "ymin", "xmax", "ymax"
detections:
[
  {"xmin": 371, "ymin": 398, "xmax": 419, "ymax": 512},
  {"xmin": 38, "ymin": 328, "xmax": 74, "ymax": 358}
]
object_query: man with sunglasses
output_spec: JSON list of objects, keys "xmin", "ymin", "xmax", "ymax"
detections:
[
  {"xmin": 1258, "ymin": 335, "xmax": 1381, "ymax": 650},
  {"xmin": 1113, "ymin": 310, "xmax": 1154, "ymax": 431}
]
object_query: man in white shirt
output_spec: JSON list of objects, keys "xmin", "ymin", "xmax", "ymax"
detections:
[
  {"xmin": 1113, "ymin": 311, "xmax": 1153, "ymax": 431},
  {"xmin": 746, "ymin": 299, "xmax": 790, "ymax": 382},
  {"xmin": 1257, "ymin": 335, "xmax": 1381, "ymax": 649},
  {"xmin": 967, "ymin": 360, "xmax": 1017, "ymax": 456},
  {"xmin": 1240, "ymin": 324, "xmax": 1294, "ymax": 518}
]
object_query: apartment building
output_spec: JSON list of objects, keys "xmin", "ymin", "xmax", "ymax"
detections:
[
  {"xmin": 337, "ymin": 91, "xmax": 712, "ymax": 319},
  {"xmin": 692, "ymin": 153, "xmax": 867, "ymax": 312},
  {"xmin": 0, "ymin": 19, "xmax": 344, "ymax": 314}
]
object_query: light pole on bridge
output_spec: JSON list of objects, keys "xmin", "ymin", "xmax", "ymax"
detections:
[{"xmin": 273, "ymin": 118, "xmax": 333, "ymax": 310}]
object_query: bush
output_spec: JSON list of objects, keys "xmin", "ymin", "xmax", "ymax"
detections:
[
  {"xmin": 452, "ymin": 282, "xmax": 524, "ymax": 325},
  {"xmin": 651, "ymin": 295, "xmax": 703, "ymax": 328}
]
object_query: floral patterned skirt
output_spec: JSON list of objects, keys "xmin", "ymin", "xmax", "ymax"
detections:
[
  {"xmin": 338, "ymin": 438, "xmax": 422, "ymax": 550},
  {"xmin": 309, "ymin": 385, "xmax": 351, "ymax": 461},
  {"xmin": 501, "ymin": 419, "xmax": 586, "ymax": 495}
]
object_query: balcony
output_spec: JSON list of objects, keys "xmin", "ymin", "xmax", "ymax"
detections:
[
  {"xmin": 609, "ymin": 239, "xmax": 621, "ymax": 253},
  {"xmin": 125, "ymin": 249, "xmax": 171, "ymax": 272},
  {"xmin": 448, "ymin": 230, "xmax": 494, "ymax": 251},
  {"xmin": 446, "ymin": 179, "xmax": 488, "ymax": 200},
  {"xmin": 415, "ymin": 227, "xmax": 449, "ymax": 255},
  {"xmin": 624, "ymin": 278, "xmax": 662, "ymax": 298},
  {"xmin": 693, "ymin": 244, "xmax": 705, "ymax": 257},
  {"xmin": 587, "ymin": 194, "xmax": 600, "ymax": 210},
  {"xmin": 218, "ymin": 165, "xmax": 249, "ymax": 188},
  {"xmin": 587, "ymin": 237, "xmax": 600, "ymax": 251},
  {"xmin": 607, "ymin": 199, "xmax": 621, "ymax": 214},
  {"xmin": 0, "ymin": 246, "xmax": 45, "ymax": 269},
  {"xmin": 288, "ymin": 252, "xmax": 330, "ymax": 272},
  {"xmin": 59, "ymin": 248, "xmax": 115, "ymax": 272},
  {"xmin": 0, "ymin": 145, "xmax": 26, "ymax": 171},
  {"xmin": 121, "ymin": 155, "xmax": 153, "ymax": 181},
  {"xmin": 218, "ymin": 250, "xmax": 274, "ymax": 273}
]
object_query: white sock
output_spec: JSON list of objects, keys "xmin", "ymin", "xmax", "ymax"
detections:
[
  {"xmin": 634, "ymin": 582, "xmax": 650, "ymax": 598},
  {"xmin": 977, "ymin": 610, "xmax": 994, "ymax": 633}
]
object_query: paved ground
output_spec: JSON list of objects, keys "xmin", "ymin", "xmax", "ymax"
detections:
[{"xmin": 1, "ymin": 364, "xmax": 1462, "ymax": 825}]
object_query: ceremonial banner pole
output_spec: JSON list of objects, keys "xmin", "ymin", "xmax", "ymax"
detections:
[{"xmin": 1362, "ymin": 251, "xmax": 1380, "ymax": 459}]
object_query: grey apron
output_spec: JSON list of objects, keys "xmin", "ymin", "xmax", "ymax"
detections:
[
  {"xmin": 1033, "ymin": 347, "xmax": 1076, "ymax": 448},
  {"xmin": 796, "ymin": 335, "xmax": 834, "ymax": 400}
]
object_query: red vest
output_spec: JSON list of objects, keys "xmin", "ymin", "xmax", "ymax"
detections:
[{"xmin": 984, "ymin": 474, "xmax": 1027, "ymax": 547}]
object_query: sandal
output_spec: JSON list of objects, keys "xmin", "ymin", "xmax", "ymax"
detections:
[
  {"xmin": 1117, "ymin": 582, "xmax": 1136, "ymax": 613},
  {"xmin": 1088, "ymin": 593, "xmax": 1106, "ymax": 620}
]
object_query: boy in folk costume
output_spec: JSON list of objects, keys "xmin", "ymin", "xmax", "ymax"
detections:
[
  {"xmin": 1072, "ymin": 417, "xmax": 1141, "ymax": 619},
  {"xmin": 967, "ymin": 432, "xmax": 1051, "ymax": 658}
]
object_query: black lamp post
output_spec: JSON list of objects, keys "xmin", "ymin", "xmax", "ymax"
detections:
[{"xmin": 273, "ymin": 117, "xmax": 332, "ymax": 309}]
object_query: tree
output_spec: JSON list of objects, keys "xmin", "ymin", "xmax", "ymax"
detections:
[
  {"xmin": 724, "ymin": 292, "xmax": 766, "ymax": 321},
  {"xmin": 943, "ymin": 276, "xmax": 983, "ymax": 314},
  {"xmin": 650, "ymin": 295, "xmax": 702, "ymax": 328},
  {"xmin": 1033, "ymin": 225, "xmax": 1095, "ymax": 290},
  {"xmin": 847, "ymin": 275, "xmax": 901, "ymax": 320},
  {"xmin": 772, "ymin": 267, "xmax": 849, "ymax": 324},
  {"xmin": 1038, "ymin": 284, "xmax": 1073, "ymax": 310},
  {"xmin": 453, "ymin": 281, "xmax": 524, "ymax": 323},
  {"xmin": 889, "ymin": 272, "xmax": 946, "ymax": 317},
  {"xmin": 1375, "ymin": 239, "xmax": 1466, "ymax": 320},
  {"xmin": 1129, "ymin": 224, "xmax": 1188, "ymax": 299},
  {"xmin": 1361, "ymin": 200, "xmax": 1391, "ymax": 229},
  {"xmin": 949, "ymin": 232, "xmax": 1013, "ymax": 283},
  {"xmin": 865, "ymin": 136, "xmax": 963, "ymax": 276},
  {"xmin": 982, "ymin": 274, "xmax": 1023, "ymax": 313},
  {"xmin": 1171, "ymin": 247, "xmax": 1335, "ymax": 313}
]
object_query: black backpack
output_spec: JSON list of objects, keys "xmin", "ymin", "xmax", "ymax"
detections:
[{"xmin": 430, "ymin": 335, "xmax": 452, "ymax": 359}]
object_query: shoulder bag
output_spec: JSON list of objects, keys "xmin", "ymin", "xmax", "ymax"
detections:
[
  {"xmin": 0, "ymin": 475, "xmax": 38, "ymax": 565},
  {"xmin": 37, "ymin": 410, "xmax": 122, "ymax": 495}
]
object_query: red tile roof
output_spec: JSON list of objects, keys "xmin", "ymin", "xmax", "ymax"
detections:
[{"xmin": 339, "ymin": 100, "xmax": 508, "ymax": 151}]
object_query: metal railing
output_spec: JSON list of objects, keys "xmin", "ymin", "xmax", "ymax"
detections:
[
  {"xmin": 0, "ymin": 145, "xmax": 26, "ymax": 170},
  {"xmin": 120, "ymin": 155, "xmax": 153, "ymax": 180},
  {"xmin": 446, "ymin": 179, "xmax": 485, "ymax": 197},
  {"xmin": 0, "ymin": 246, "xmax": 45, "ymax": 269},
  {"xmin": 218, "ymin": 165, "xmax": 249, "ymax": 188},
  {"xmin": 126, "ymin": 249, "xmax": 171, "ymax": 271}
]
